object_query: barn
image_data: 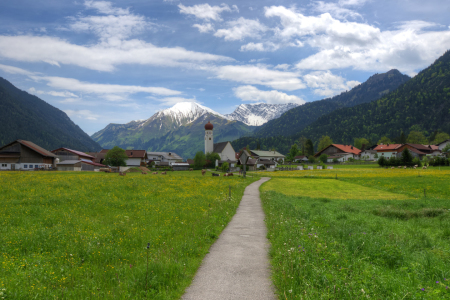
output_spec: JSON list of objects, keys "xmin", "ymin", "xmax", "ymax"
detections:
[{"xmin": 0, "ymin": 139, "xmax": 56, "ymax": 171}]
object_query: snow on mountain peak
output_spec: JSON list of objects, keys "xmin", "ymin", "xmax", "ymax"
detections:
[
  {"xmin": 225, "ymin": 103, "xmax": 299, "ymax": 126},
  {"xmin": 151, "ymin": 102, "xmax": 228, "ymax": 126}
]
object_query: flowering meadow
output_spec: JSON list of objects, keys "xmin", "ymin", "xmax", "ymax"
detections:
[
  {"xmin": 0, "ymin": 171, "xmax": 259, "ymax": 299},
  {"xmin": 260, "ymin": 167, "xmax": 450, "ymax": 299}
]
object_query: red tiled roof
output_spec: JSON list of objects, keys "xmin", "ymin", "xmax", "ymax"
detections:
[
  {"xmin": 373, "ymin": 144, "xmax": 402, "ymax": 151},
  {"xmin": 100, "ymin": 149, "xmax": 109, "ymax": 154},
  {"xmin": 51, "ymin": 147, "xmax": 94, "ymax": 159},
  {"xmin": 125, "ymin": 150, "xmax": 147, "ymax": 158},
  {"xmin": 428, "ymin": 145, "xmax": 440, "ymax": 151},
  {"xmin": 81, "ymin": 160, "xmax": 106, "ymax": 167},
  {"xmin": 331, "ymin": 144, "xmax": 361, "ymax": 155}
]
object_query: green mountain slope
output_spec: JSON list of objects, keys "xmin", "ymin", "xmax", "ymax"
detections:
[
  {"xmin": 0, "ymin": 77, "xmax": 101, "ymax": 151},
  {"xmin": 299, "ymin": 50, "xmax": 450, "ymax": 146},
  {"xmin": 254, "ymin": 69, "xmax": 410, "ymax": 137}
]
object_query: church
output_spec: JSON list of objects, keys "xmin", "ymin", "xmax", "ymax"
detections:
[{"xmin": 204, "ymin": 121, "xmax": 236, "ymax": 161}]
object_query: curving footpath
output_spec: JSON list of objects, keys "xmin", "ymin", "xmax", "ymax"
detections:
[{"xmin": 182, "ymin": 177, "xmax": 275, "ymax": 300}]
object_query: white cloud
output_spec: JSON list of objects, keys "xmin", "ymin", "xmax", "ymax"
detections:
[
  {"xmin": 214, "ymin": 17, "xmax": 268, "ymax": 41},
  {"xmin": 64, "ymin": 109, "xmax": 100, "ymax": 120},
  {"xmin": 313, "ymin": 1, "xmax": 362, "ymax": 20},
  {"xmin": 0, "ymin": 36, "xmax": 233, "ymax": 72},
  {"xmin": 240, "ymin": 42, "xmax": 280, "ymax": 52},
  {"xmin": 178, "ymin": 3, "xmax": 236, "ymax": 21},
  {"xmin": 154, "ymin": 97, "xmax": 198, "ymax": 106},
  {"xmin": 338, "ymin": 0, "xmax": 368, "ymax": 6},
  {"xmin": 215, "ymin": 65, "xmax": 305, "ymax": 91},
  {"xmin": 233, "ymin": 85, "xmax": 305, "ymax": 104},
  {"xmin": 303, "ymin": 70, "xmax": 360, "ymax": 97},
  {"xmin": 28, "ymin": 87, "xmax": 79, "ymax": 98},
  {"xmin": 264, "ymin": 6, "xmax": 450, "ymax": 74},
  {"xmin": 84, "ymin": 1, "xmax": 130, "ymax": 15},
  {"xmin": 193, "ymin": 23, "xmax": 214, "ymax": 33},
  {"xmin": 31, "ymin": 76, "xmax": 182, "ymax": 99},
  {"xmin": 0, "ymin": 63, "xmax": 35, "ymax": 76}
]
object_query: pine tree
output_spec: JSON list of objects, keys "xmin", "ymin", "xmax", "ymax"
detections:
[{"xmin": 401, "ymin": 148, "xmax": 413, "ymax": 166}]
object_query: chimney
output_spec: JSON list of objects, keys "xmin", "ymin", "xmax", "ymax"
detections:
[
  {"xmin": 387, "ymin": 143, "xmax": 389, "ymax": 146},
  {"xmin": 351, "ymin": 146, "xmax": 353, "ymax": 150}
]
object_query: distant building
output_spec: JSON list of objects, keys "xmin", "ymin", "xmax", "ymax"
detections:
[
  {"xmin": 250, "ymin": 150, "xmax": 286, "ymax": 164},
  {"xmin": 124, "ymin": 150, "xmax": 148, "ymax": 166},
  {"xmin": 214, "ymin": 142, "xmax": 236, "ymax": 161},
  {"xmin": 52, "ymin": 147, "xmax": 105, "ymax": 171},
  {"xmin": 0, "ymin": 140, "xmax": 56, "ymax": 170},
  {"xmin": 373, "ymin": 144, "xmax": 402, "ymax": 159},
  {"xmin": 147, "ymin": 152, "xmax": 182, "ymax": 166},
  {"xmin": 436, "ymin": 139, "xmax": 450, "ymax": 151},
  {"xmin": 293, "ymin": 155, "xmax": 308, "ymax": 162},
  {"xmin": 314, "ymin": 144, "xmax": 361, "ymax": 160}
]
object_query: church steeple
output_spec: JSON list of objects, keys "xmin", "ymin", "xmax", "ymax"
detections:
[{"xmin": 205, "ymin": 121, "xmax": 214, "ymax": 154}]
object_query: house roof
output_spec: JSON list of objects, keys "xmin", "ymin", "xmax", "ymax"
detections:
[
  {"xmin": 57, "ymin": 159, "xmax": 105, "ymax": 167},
  {"xmin": 86, "ymin": 152, "xmax": 106, "ymax": 164},
  {"xmin": 361, "ymin": 150, "xmax": 377, "ymax": 154},
  {"xmin": 406, "ymin": 144, "xmax": 432, "ymax": 151},
  {"xmin": 147, "ymin": 152, "xmax": 182, "ymax": 160},
  {"xmin": 257, "ymin": 159, "xmax": 275, "ymax": 165},
  {"xmin": 373, "ymin": 144, "xmax": 402, "ymax": 151},
  {"xmin": 2, "ymin": 140, "xmax": 56, "ymax": 157},
  {"xmin": 427, "ymin": 145, "xmax": 440, "ymax": 151},
  {"xmin": 246, "ymin": 158, "xmax": 257, "ymax": 165},
  {"xmin": 328, "ymin": 155, "xmax": 343, "ymax": 159},
  {"xmin": 125, "ymin": 150, "xmax": 147, "ymax": 158},
  {"xmin": 314, "ymin": 144, "xmax": 361, "ymax": 157},
  {"xmin": 213, "ymin": 142, "xmax": 230, "ymax": 154},
  {"xmin": 250, "ymin": 150, "xmax": 286, "ymax": 158},
  {"xmin": 436, "ymin": 139, "xmax": 450, "ymax": 146},
  {"xmin": 186, "ymin": 159, "xmax": 194, "ymax": 165},
  {"xmin": 51, "ymin": 147, "xmax": 94, "ymax": 159},
  {"xmin": 172, "ymin": 162, "xmax": 189, "ymax": 166},
  {"xmin": 99, "ymin": 149, "xmax": 109, "ymax": 154},
  {"xmin": 294, "ymin": 155, "xmax": 307, "ymax": 159}
]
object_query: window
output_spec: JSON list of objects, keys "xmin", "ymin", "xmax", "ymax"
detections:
[
  {"xmin": 209, "ymin": 138, "xmax": 211, "ymax": 140},
  {"xmin": 35, "ymin": 165, "xmax": 39, "ymax": 169},
  {"xmin": 29, "ymin": 165, "xmax": 33, "ymax": 168},
  {"xmin": 382, "ymin": 153, "xmax": 384, "ymax": 155},
  {"xmin": 24, "ymin": 165, "xmax": 27, "ymax": 168},
  {"xmin": 1, "ymin": 164, "xmax": 6, "ymax": 167}
]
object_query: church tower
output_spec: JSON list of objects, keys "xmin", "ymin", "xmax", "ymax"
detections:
[{"xmin": 205, "ymin": 121, "xmax": 214, "ymax": 154}]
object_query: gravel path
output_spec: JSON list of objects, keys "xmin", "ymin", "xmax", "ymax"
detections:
[{"xmin": 182, "ymin": 177, "xmax": 276, "ymax": 300}]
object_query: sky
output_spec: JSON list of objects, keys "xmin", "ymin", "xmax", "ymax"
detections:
[{"xmin": 0, "ymin": 0, "xmax": 449, "ymax": 135}]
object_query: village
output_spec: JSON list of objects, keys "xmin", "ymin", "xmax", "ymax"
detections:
[{"xmin": 1, "ymin": 120, "xmax": 449, "ymax": 173}]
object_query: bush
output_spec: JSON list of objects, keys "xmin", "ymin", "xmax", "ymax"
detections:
[
  {"xmin": 333, "ymin": 158, "xmax": 339, "ymax": 163},
  {"xmin": 239, "ymin": 164, "xmax": 249, "ymax": 171},
  {"xmin": 347, "ymin": 157, "xmax": 355, "ymax": 162},
  {"xmin": 412, "ymin": 157, "xmax": 422, "ymax": 167},
  {"xmin": 378, "ymin": 156, "xmax": 387, "ymax": 167},
  {"xmin": 319, "ymin": 154, "xmax": 328, "ymax": 163},
  {"xmin": 258, "ymin": 165, "xmax": 266, "ymax": 170},
  {"xmin": 221, "ymin": 162, "xmax": 229, "ymax": 173},
  {"xmin": 308, "ymin": 156, "xmax": 317, "ymax": 163}
]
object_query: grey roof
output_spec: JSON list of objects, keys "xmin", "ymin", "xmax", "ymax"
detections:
[
  {"xmin": 250, "ymin": 150, "xmax": 285, "ymax": 158},
  {"xmin": 257, "ymin": 159, "xmax": 275, "ymax": 165},
  {"xmin": 361, "ymin": 150, "xmax": 377, "ymax": 154},
  {"xmin": 172, "ymin": 162, "xmax": 189, "ymax": 166},
  {"xmin": 56, "ymin": 160, "xmax": 81, "ymax": 165},
  {"xmin": 147, "ymin": 152, "xmax": 182, "ymax": 160},
  {"xmin": 436, "ymin": 139, "xmax": 450, "ymax": 146},
  {"xmin": 213, "ymin": 142, "xmax": 230, "ymax": 154}
]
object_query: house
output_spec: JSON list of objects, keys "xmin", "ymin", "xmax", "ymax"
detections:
[
  {"xmin": 87, "ymin": 152, "xmax": 107, "ymax": 164},
  {"xmin": 250, "ymin": 150, "xmax": 286, "ymax": 164},
  {"xmin": 426, "ymin": 145, "xmax": 443, "ymax": 156},
  {"xmin": 216, "ymin": 159, "xmax": 238, "ymax": 168},
  {"xmin": 147, "ymin": 152, "xmax": 182, "ymax": 166},
  {"xmin": 436, "ymin": 139, "xmax": 450, "ymax": 151},
  {"xmin": 51, "ymin": 147, "xmax": 95, "ymax": 162},
  {"xmin": 245, "ymin": 158, "xmax": 258, "ymax": 171},
  {"xmin": 172, "ymin": 162, "xmax": 190, "ymax": 171},
  {"xmin": 293, "ymin": 155, "xmax": 308, "ymax": 162},
  {"xmin": 0, "ymin": 140, "xmax": 56, "ymax": 170},
  {"xmin": 256, "ymin": 159, "xmax": 276, "ymax": 169},
  {"xmin": 125, "ymin": 150, "xmax": 148, "ymax": 166},
  {"xmin": 314, "ymin": 144, "xmax": 361, "ymax": 160},
  {"xmin": 326, "ymin": 153, "xmax": 356, "ymax": 162},
  {"xmin": 186, "ymin": 159, "xmax": 194, "ymax": 165},
  {"xmin": 394, "ymin": 145, "xmax": 427, "ymax": 160},
  {"xmin": 360, "ymin": 150, "xmax": 377, "ymax": 160},
  {"xmin": 373, "ymin": 144, "xmax": 402, "ymax": 159},
  {"xmin": 213, "ymin": 142, "xmax": 236, "ymax": 161},
  {"xmin": 56, "ymin": 159, "xmax": 105, "ymax": 171}
]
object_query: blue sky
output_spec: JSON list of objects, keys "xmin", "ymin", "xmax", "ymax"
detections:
[{"xmin": 0, "ymin": 0, "xmax": 449, "ymax": 135}]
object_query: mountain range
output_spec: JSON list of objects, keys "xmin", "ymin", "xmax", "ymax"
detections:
[
  {"xmin": 91, "ymin": 102, "xmax": 293, "ymax": 158},
  {"xmin": 231, "ymin": 50, "xmax": 450, "ymax": 154},
  {"xmin": 0, "ymin": 77, "xmax": 100, "ymax": 152}
]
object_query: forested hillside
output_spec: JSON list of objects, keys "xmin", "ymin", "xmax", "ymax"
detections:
[
  {"xmin": 299, "ymin": 50, "xmax": 450, "ymax": 145},
  {"xmin": 0, "ymin": 77, "xmax": 101, "ymax": 151},
  {"xmin": 254, "ymin": 69, "xmax": 410, "ymax": 137}
]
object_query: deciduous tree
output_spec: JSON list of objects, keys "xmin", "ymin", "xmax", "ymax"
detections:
[{"xmin": 103, "ymin": 146, "xmax": 128, "ymax": 167}]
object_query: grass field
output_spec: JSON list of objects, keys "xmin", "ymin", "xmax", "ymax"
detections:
[
  {"xmin": 0, "ymin": 171, "xmax": 259, "ymax": 299},
  {"xmin": 260, "ymin": 168, "xmax": 450, "ymax": 299}
]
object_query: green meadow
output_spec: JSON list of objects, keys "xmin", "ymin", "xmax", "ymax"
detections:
[
  {"xmin": 260, "ymin": 169, "xmax": 450, "ymax": 299},
  {"xmin": 0, "ymin": 171, "xmax": 259, "ymax": 299}
]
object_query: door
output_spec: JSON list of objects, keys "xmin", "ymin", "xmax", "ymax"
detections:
[{"xmin": 11, "ymin": 164, "xmax": 15, "ymax": 170}]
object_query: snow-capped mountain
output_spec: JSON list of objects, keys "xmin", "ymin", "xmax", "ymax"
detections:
[{"xmin": 225, "ymin": 103, "xmax": 299, "ymax": 126}]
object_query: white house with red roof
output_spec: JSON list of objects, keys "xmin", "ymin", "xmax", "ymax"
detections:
[
  {"xmin": 373, "ymin": 144, "xmax": 402, "ymax": 159},
  {"xmin": 314, "ymin": 144, "xmax": 361, "ymax": 161}
]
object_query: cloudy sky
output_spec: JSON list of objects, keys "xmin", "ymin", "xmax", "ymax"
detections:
[{"xmin": 1, "ymin": 0, "xmax": 449, "ymax": 135}]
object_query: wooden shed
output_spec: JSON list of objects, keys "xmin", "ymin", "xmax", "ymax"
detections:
[{"xmin": 0, "ymin": 140, "xmax": 56, "ymax": 170}]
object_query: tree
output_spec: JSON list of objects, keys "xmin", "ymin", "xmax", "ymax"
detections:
[
  {"xmin": 377, "ymin": 156, "xmax": 386, "ymax": 167},
  {"xmin": 400, "ymin": 148, "xmax": 413, "ymax": 166},
  {"xmin": 354, "ymin": 138, "xmax": 369, "ymax": 150},
  {"xmin": 407, "ymin": 131, "xmax": 428, "ymax": 144},
  {"xmin": 221, "ymin": 162, "xmax": 229, "ymax": 172},
  {"xmin": 442, "ymin": 144, "xmax": 450, "ymax": 154},
  {"xmin": 193, "ymin": 151, "xmax": 206, "ymax": 170},
  {"xmin": 305, "ymin": 139, "xmax": 314, "ymax": 156},
  {"xmin": 374, "ymin": 153, "xmax": 379, "ymax": 159},
  {"xmin": 378, "ymin": 136, "xmax": 391, "ymax": 144},
  {"xmin": 206, "ymin": 152, "xmax": 220, "ymax": 168},
  {"xmin": 317, "ymin": 136, "xmax": 333, "ymax": 151},
  {"xmin": 431, "ymin": 132, "xmax": 450, "ymax": 145},
  {"xmin": 399, "ymin": 131, "xmax": 407, "ymax": 144},
  {"xmin": 298, "ymin": 136, "xmax": 307, "ymax": 155},
  {"xmin": 308, "ymin": 155, "xmax": 317, "ymax": 163},
  {"xmin": 287, "ymin": 144, "xmax": 299, "ymax": 161},
  {"xmin": 103, "ymin": 146, "xmax": 128, "ymax": 167},
  {"xmin": 319, "ymin": 154, "xmax": 328, "ymax": 163}
]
